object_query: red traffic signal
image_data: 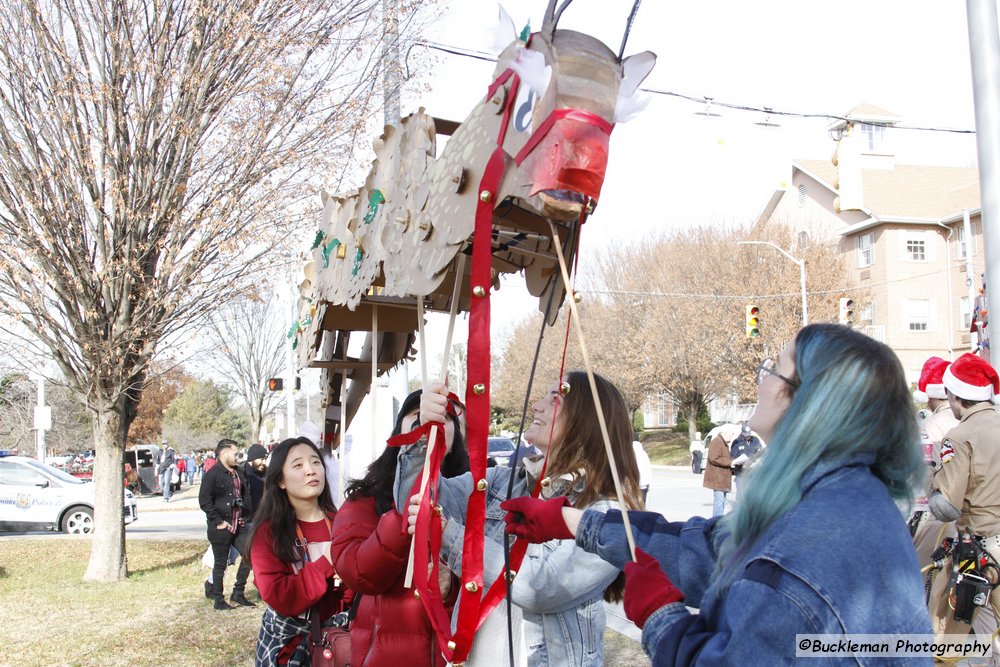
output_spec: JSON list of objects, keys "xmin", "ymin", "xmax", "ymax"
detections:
[
  {"xmin": 745, "ymin": 304, "xmax": 761, "ymax": 338},
  {"xmin": 267, "ymin": 378, "xmax": 283, "ymax": 391}
]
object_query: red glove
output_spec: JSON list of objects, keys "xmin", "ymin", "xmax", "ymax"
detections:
[
  {"xmin": 500, "ymin": 496, "xmax": 572, "ymax": 542},
  {"xmin": 623, "ymin": 548, "xmax": 684, "ymax": 629}
]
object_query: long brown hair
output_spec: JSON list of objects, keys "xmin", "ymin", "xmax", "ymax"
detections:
[
  {"xmin": 248, "ymin": 437, "xmax": 338, "ymax": 565},
  {"xmin": 543, "ymin": 370, "xmax": 642, "ymax": 601}
]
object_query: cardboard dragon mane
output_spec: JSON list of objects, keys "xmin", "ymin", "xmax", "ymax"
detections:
[
  {"xmin": 294, "ymin": 3, "xmax": 655, "ymax": 439},
  {"xmin": 293, "ymin": 2, "xmax": 656, "ymax": 662}
]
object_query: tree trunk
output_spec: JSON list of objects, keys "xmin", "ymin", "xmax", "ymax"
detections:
[
  {"xmin": 687, "ymin": 403, "xmax": 699, "ymax": 443},
  {"xmin": 83, "ymin": 404, "xmax": 128, "ymax": 582}
]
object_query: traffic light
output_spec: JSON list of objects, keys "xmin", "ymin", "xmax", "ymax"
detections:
[
  {"xmin": 295, "ymin": 376, "xmax": 302, "ymax": 391},
  {"xmin": 267, "ymin": 378, "xmax": 283, "ymax": 391},
  {"xmin": 745, "ymin": 304, "xmax": 761, "ymax": 338},
  {"xmin": 838, "ymin": 297, "xmax": 856, "ymax": 326}
]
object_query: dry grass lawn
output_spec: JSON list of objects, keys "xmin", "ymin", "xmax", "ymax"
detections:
[
  {"xmin": 0, "ymin": 539, "xmax": 259, "ymax": 666},
  {"xmin": 639, "ymin": 430, "xmax": 691, "ymax": 466},
  {"xmin": 0, "ymin": 538, "xmax": 647, "ymax": 666}
]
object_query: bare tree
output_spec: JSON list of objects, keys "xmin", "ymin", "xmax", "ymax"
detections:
[
  {"xmin": 203, "ymin": 291, "xmax": 286, "ymax": 439},
  {"xmin": 495, "ymin": 222, "xmax": 850, "ymax": 441},
  {"xmin": 0, "ymin": 0, "xmax": 427, "ymax": 581}
]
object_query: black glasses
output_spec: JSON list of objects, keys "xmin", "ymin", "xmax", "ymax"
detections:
[{"xmin": 756, "ymin": 357, "xmax": 799, "ymax": 389}]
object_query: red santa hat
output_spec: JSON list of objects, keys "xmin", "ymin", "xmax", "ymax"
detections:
[
  {"xmin": 913, "ymin": 356, "xmax": 950, "ymax": 403},
  {"xmin": 942, "ymin": 353, "xmax": 1000, "ymax": 404}
]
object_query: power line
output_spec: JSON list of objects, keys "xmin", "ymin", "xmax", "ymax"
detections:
[{"xmin": 413, "ymin": 39, "xmax": 976, "ymax": 135}]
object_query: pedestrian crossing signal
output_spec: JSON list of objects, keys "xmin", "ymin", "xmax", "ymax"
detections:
[
  {"xmin": 838, "ymin": 297, "xmax": 856, "ymax": 326},
  {"xmin": 745, "ymin": 304, "xmax": 761, "ymax": 338},
  {"xmin": 268, "ymin": 378, "xmax": 283, "ymax": 391}
]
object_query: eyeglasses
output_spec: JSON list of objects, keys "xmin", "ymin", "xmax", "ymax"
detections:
[{"xmin": 756, "ymin": 357, "xmax": 799, "ymax": 389}]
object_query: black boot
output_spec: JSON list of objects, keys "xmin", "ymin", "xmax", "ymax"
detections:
[
  {"xmin": 211, "ymin": 580, "xmax": 233, "ymax": 610},
  {"xmin": 230, "ymin": 591, "xmax": 256, "ymax": 607},
  {"xmin": 203, "ymin": 580, "xmax": 213, "ymax": 599}
]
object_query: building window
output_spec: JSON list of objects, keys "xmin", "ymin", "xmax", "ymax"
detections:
[
  {"xmin": 860, "ymin": 302, "xmax": 875, "ymax": 325},
  {"xmin": 861, "ymin": 123, "xmax": 885, "ymax": 152},
  {"xmin": 905, "ymin": 299, "xmax": 930, "ymax": 332},
  {"xmin": 797, "ymin": 184, "xmax": 806, "ymax": 208},
  {"xmin": 957, "ymin": 224, "xmax": 974, "ymax": 259},
  {"xmin": 856, "ymin": 233, "xmax": 874, "ymax": 268},
  {"xmin": 960, "ymin": 297, "xmax": 972, "ymax": 329},
  {"xmin": 657, "ymin": 392, "xmax": 670, "ymax": 427},
  {"xmin": 905, "ymin": 231, "xmax": 926, "ymax": 261}
]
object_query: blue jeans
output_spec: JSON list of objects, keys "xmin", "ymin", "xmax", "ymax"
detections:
[
  {"xmin": 160, "ymin": 470, "xmax": 173, "ymax": 500},
  {"xmin": 712, "ymin": 490, "xmax": 727, "ymax": 517},
  {"xmin": 186, "ymin": 469, "xmax": 195, "ymax": 485}
]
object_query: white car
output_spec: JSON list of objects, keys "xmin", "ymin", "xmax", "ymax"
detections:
[{"xmin": 0, "ymin": 455, "xmax": 138, "ymax": 534}]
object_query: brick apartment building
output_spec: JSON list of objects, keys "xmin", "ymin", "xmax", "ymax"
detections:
[{"xmin": 755, "ymin": 103, "xmax": 983, "ymax": 384}]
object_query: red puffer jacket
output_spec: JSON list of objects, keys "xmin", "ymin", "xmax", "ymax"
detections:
[{"xmin": 331, "ymin": 495, "xmax": 454, "ymax": 667}]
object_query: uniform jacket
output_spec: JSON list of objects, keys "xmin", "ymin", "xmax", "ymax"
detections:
[
  {"xmin": 395, "ymin": 446, "xmax": 621, "ymax": 667},
  {"xmin": 575, "ymin": 453, "xmax": 932, "ymax": 665},
  {"xmin": 330, "ymin": 495, "xmax": 451, "ymax": 667},
  {"xmin": 702, "ymin": 434, "xmax": 732, "ymax": 493},
  {"xmin": 931, "ymin": 402, "xmax": 1000, "ymax": 537},
  {"xmin": 729, "ymin": 435, "xmax": 762, "ymax": 476},
  {"xmin": 199, "ymin": 462, "xmax": 251, "ymax": 532}
]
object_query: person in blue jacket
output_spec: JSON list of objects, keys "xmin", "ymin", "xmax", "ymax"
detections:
[{"xmin": 503, "ymin": 324, "xmax": 932, "ymax": 665}]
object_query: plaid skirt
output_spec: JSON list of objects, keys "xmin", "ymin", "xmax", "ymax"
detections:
[{"xmin": 256, "ymin": 607, "xmax": 311, "ymax": 667}]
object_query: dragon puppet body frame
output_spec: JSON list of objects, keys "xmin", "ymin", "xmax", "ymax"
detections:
[{"xmin": 293, "ymin": 2, "xmax": 654, "ymax": 662}]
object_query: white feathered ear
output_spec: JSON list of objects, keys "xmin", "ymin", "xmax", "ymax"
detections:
[
  {"xmin": 615, "ymin": 51, "xmax": 657, "ymax": 123},
  {"xmin": 490, "ymin": 4, "xmax": 520, "ymax": 51},
  {"xmin": 509, "ymin": 48, "xmax": 551, "ymax": 96}
]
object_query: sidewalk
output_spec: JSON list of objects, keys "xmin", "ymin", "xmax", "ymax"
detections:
[{"xmin": 135, "ymin": 481, "xmax": 202, "ymax": 512}]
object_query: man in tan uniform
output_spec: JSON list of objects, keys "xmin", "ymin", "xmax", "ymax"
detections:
[
  {"xmin": 912, "ymin": 356, "xmax": 959, "ymax": 566},
  {"xmin": 928, "ymin": 353, "xmax": 1000, "ymax": 660}
]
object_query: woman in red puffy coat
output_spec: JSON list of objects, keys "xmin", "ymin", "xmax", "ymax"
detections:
[{"xmin": 330, "ymin": 390, "xmax": 468, "ymax": 667}]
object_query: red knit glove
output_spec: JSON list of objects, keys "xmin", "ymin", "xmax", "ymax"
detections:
[
  {"xmin": 500, "ymin": 496, "xmax": 572, "ymax": 542},
  {"xmin": 624, "ymin": 548, "xmax": 685, "ymax": 629}
]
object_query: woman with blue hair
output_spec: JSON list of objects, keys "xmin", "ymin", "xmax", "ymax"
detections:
[{"xmin": 503, "ymin": 324, "xmax": 932, "ymax": 664}]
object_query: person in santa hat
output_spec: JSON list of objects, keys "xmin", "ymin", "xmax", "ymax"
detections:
[
  {"xmin": 928, "ymin": 352, "xmax": 1000, "ymax": 652},
  {"xmin": 910, "ymin": 357, "xmax": 965, "ymax": 644},
  {"xmin": 911, "ymin": 357, "xmax": 959, "ymax": 557}
]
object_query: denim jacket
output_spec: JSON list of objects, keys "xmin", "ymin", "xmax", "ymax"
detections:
[
  {"xmin": 394, "ymin": 444, "xmax": 621, "ymax": 667},
  {"xmin": 574, "ymin": 454, "xmax": 932, "ymax": 666}
]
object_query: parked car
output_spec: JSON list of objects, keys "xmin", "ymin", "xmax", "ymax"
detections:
[
  {"xmin": 0, "ymin": 454, "xmax": 138, "ymax": 534},
  {"xmin": 695, "ymin": 424, "xmax": 743, "ymax": 475},
  {"xmin": 487, "ymin": 437, "xmax": 516, "ymax": 467}
]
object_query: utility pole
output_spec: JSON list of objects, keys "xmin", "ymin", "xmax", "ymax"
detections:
[
  {"xmin": 34, "ymin": 375, "xmax": 51, "ymax": 461},
  {"xmin": 383, "ymin": 0, "xmax": 401, "ymax": 127},
  {"xmin": 966, "ymin": 0, "xmax": 1000, "ymax": 353},
  {"xmin": 286, "ymin": 281, "xmax": 298, "ymax": 438}
]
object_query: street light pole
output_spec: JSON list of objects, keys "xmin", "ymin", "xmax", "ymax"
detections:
[{"xmin": 738, "ymin": 241, "xmax": 808, "ymax": 327}]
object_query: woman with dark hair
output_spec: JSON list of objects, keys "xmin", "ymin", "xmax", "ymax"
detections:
[
  {"xmin": 503, "ymin": 324, "xmax": 932, "ymax": 664},
  {"xmin": 250, "ymin": 437, "xmax": 347, "ymax": 666},
  {"xmin": 329, "ymin": 389, "xmax": 468, "ymax": 667},
  {"xmin": 398, "ymin": 370, "xmax": 643, "ymax": 667}
]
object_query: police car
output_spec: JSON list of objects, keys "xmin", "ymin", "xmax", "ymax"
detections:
[{"xmin": 0, "ymin": 453, "xmax": 138, "ymax": 534}]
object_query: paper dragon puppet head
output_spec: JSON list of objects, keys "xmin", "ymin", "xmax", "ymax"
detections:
[{"xmin": 493, "ymin": 2, "xmax": 656, "ymax": 220}]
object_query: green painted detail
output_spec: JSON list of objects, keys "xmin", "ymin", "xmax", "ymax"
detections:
[
  {"xmin": 363, "ymin": 189, "xmax": 385, "ymax": 225},
  {"xmin": 519, "ymin": 21, "xmax": 531, "ymax": 43},
  {"xmin": 322, "ymin": 238, "xmax": 341, "ymax": 268},
  {"xmin": 351, "ymin": 248, "xmax": 364, "ymax": 276},
  {"xmin": 310, "ymin": 230, "xmax": 326, "ymax": 250}
]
